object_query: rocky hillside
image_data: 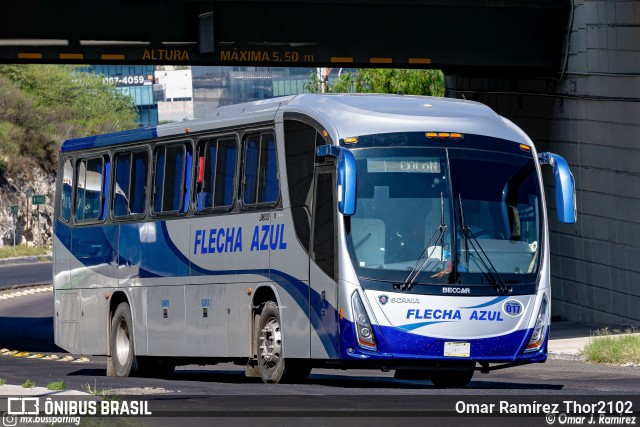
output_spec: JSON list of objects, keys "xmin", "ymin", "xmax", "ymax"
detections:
[
  {"xmin": 0, "ymin": 166, "xmax": 55, "ymax": 247},
  {"xmin": 0, "ymin": 65, "xmax": 138, "ymax": 247}
]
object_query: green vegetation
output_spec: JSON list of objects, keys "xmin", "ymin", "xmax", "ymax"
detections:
[
  {"xmin": 47, "ymin": 380, "xmax": 67, "ymax": 391},
  {"xmin": 21, "ymin": 379, "xmax": 35, "ymax": 388},
  {"xmin": 305, "ymin": 68, "xmax": 445, "ymax": 97},
  {"xmin": 0, "ymin": 65, "xmax": 137, "ymax": 175},
  {"xmin": 0, "ymin": 244, "xmax": 51, "ymax": 259},
  {"xmin": 0, "ymin": 378, "xmax": 6, "ymax": 385},
  {"xmin": 581, "ymin": 328, "xmax": 640, "ymax": 365},
  {"xmin": 82, "ymin": 380, "xmax": 117, "ymax": 399}
]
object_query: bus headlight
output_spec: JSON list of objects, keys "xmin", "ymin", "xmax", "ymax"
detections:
[
  {"xmin": 524, "ymin": 295, "xmax": 549, "ymax": 353},
  {"xmin": 351, "ymin": 291, "xmax": 378, "ymax": 351}
]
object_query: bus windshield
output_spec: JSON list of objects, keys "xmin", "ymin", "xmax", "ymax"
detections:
[{"xmin": 345, "ymin": 143, "xmax": 542, "ymax": 286}]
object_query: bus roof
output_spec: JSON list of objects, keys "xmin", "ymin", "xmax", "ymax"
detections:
[{"xmin": 60, "ymin": 94, "xmax": 527, "ymax": 153}]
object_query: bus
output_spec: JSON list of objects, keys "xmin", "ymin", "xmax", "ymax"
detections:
[{"xmin": 53, "ymin": 94, "xmax": 576, "ymax": 387}]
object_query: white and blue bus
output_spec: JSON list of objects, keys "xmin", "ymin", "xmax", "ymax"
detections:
[{"xmin": 53, "ymin": 94, "xmax": 576, "ymax": 387}]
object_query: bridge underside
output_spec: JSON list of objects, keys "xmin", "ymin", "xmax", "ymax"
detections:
[
  {"xmin": 1, "ymin": 0, "xmax": 637, "ymax": 326},
  {"xmin": 1, "ymin": 0, "xmax": 567, "ymax": 75}
]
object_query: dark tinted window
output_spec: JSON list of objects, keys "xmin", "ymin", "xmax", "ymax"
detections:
[
  {"xmin": 153, "ymin": 145, "xmax": 186, "ymax": 213},
  {"xmin": 284, "ymin": 120, "xmax": 319, "ymax": 252},
  {"xmin": 61, "ymin": 159, "xmax": 73, "ymax": 222},
  {"xmin": 313, "ymin": 170, "xmax": 335, "ymax": 278},
  {"xmin": 196, "ymin": 138, "xmax": 237, "ymax": 210},
  {"xmin": 114, "ymin": 151, "xmax": 148, "ymax": 217},
  {"xmin": 242, "ymin": 132, "xmax": 279, "ymax": 206},
  {"xmin": 75, "ymin": 157, "xmax": 104, "ymax": 222}
]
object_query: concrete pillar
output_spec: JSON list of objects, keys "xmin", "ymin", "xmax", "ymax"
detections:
[{"xmin": 445, "ymin": 0, "xmax": 640, "ymax": 326}]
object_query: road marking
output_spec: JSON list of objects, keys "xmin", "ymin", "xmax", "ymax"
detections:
[{"xmin": 0, "ymin": 285, "xmax": 53, "ymax": 300}]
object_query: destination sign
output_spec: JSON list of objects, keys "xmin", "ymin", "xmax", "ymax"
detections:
[{"xmin": 367, "ymin": 158, "xmax": 441, "ymax": 173}]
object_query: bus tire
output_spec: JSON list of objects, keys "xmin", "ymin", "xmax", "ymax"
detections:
[
  {"xmin": 430, "ymin": 368, "xmax": 474, "ymax": 388},
  {"xmin": 110, "ymin": 302, "xmax": 138, "ymax": 377},
  {"xmin": 257, "ymin": 301, "xmax": 287, "ymax": 383}
]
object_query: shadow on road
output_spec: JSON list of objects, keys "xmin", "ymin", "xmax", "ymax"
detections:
[
  {"xmin": 0, "ymin": 316, "xmax": 64, "ymax": 352},
  {"xmin": 64, "ymin": 367, "xmax": 565, "ymax": 391}
]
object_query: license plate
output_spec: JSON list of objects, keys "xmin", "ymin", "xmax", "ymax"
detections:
[{"xmin": 444, "ymin": 341, "xmax": 470, "ymax": 357}]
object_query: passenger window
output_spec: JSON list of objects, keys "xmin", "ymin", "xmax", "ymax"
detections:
[
  {"xmin": 196, "ymin": 137, "xmax": 237, "ymax": 211},
  {"xmin": 75, "ymin": 157, "xmax": 105, "ymax": 222},
  {"xmin": 61, "ymin": 159, "xmax": 73, "ymax": 222},
  {"xmin": 114, "ymin": 151, "xmax": 148, "ymax": 218},
  {"xmin": 153, "ymin": 145, "xmax": 186, "ymax": 213},
  {"xmin": 242, "ymin": 132, "xmax": 279, "ymax": 206}
]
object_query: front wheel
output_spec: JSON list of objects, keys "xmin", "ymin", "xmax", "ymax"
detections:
[
  {"xmin": 256, "ymin": 301, "xmax": 311, "ymax": 384},
  {"xmin": 110, "ymin": 302, "xmax": 138, "ymax": 377},
  {"xmin": 257, "ymin": 301, "xmax": 285, "ymax": 383}
]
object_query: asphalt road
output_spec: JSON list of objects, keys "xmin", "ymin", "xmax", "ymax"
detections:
[
  {"xmin": 0, "ymin": 274, "xmax": 639, "ymax": 426},
  {"xmin": 1, "ymin": 293, "xmax": 639, "ymax": 397},
  {"xmin": 0, "ymin": 262, "xmax": 52, "ymax": 289}
]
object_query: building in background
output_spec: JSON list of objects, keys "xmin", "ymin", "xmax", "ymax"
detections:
[
  {"xmin": 84, "ymin": 65, "xmax": 158, "ymax": 127},
  {"xmin": 192, "ymin": 67, "xmax": 312, "ymax": 118},
  {"xmin": 154, "ymin": 66, "xmax": 194, "ymax": 123}
]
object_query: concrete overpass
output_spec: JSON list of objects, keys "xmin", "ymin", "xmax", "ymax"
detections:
[
  {"xmin": 1, "ymin": 0, "xmax": 638, "ymax": 325},
  {"xmin": 0, "ymin": 0, "xmax": 568, "ymax": 74}
]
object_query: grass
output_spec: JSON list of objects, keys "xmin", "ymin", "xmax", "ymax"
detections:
[
  {"xmin": 0, "ymin": 245, "xmax": 51, "ymax": 259},
  {"xmin": 581, "ymin": 328, "xmax": 640, "ymax": 365},
  {"xmin": 21, "ymin": 379, "xmax": 35, "ymax": 388},
  {"xmin": 47, "ymin": 380, "xmax": 66, "ymax": 391},
  {"xmin": 82, "ymin": 380, "xmax": 119, "ymax": 400},
  {"xmin": 0, "ymin": 378, "xmax": 6, "ymax": 386}
]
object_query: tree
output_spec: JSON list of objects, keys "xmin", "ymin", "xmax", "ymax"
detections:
[
  {"xmin": 305, "ymin": 68, "xmax": 444, "ymax": 97},
  {"xmin": 0, "ymin": 65, "xmax": 138, "ymax": 173}
]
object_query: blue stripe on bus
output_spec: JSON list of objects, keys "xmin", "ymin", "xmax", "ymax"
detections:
[
  {"xmin": 460, "ymin": 296, "xmax": 508, "ymax": 309},
  {"xmin": 56, "ymin": 220, "xmax": 339, "ymax": 358},
  {"xmin": 61, "ymin": 128, "xmax": 158, "ymax": 153}
]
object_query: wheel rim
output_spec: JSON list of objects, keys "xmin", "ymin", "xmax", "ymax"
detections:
[
  {"xmin": 259, "ymin": 315, "xmax": 282, "ymax": 376},
  {"xmin": 115, "ymin": 319, "xmax": 130, "ymax": 366}
]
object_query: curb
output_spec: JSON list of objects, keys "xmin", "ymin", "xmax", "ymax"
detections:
[
  {"xmin": 0, "ymin": 255, "xmax": 52, "ymax": 266},
  {"xmin": 548, "ymin": 351, "xmax": 587, "ymax": 362},
  {"xmin": 0, "ymin": 348, "xmax": 90, "ymax": 363},
  {"xmin": 0, "ymin": 284, "xmax": 53, "ymax": 299}
]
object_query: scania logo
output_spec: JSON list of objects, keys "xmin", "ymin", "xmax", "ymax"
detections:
[{"xmin": 378, "ymin": 294, "xmax": 389, "ymax": 305}]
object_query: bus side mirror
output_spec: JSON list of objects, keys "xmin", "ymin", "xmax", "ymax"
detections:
[
  {"xmin": 316, "ymin": 145, "xmax": 356, "ymax": 216},
  {"xmin": 539, "ymin": 152, "xmax": 577, "ymax": 224}
]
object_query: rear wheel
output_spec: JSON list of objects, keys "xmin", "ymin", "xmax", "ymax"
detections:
[{"xmin": 110, "ymin": 302, "xmax": 138, "ymax": 377}]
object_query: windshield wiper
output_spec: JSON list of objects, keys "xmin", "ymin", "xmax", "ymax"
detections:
[
  {"xmin": 397, "ymin": 192, "xmax": 448, "ymax": 291},
  {"xmin": 457, "ymin": 194, "xmax": 512, "ymax": 295}
]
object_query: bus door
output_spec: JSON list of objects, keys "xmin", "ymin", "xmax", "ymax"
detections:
[{"xmin": 309, "ymin": 164, "xmax": 340, "ymax": 359}]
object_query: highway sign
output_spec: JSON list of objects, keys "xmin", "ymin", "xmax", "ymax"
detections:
[{"xmin": 32, "ymin": 195, "xmax": 45, "ymax": 205}]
